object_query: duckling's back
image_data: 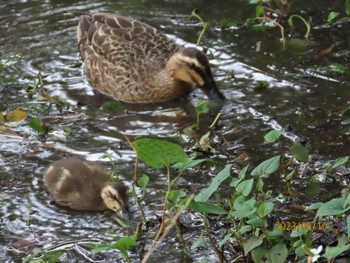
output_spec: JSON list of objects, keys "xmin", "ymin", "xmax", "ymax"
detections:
[{"xmin": 44, "ymin": 158, "xmax": 110, "ymax": 211}]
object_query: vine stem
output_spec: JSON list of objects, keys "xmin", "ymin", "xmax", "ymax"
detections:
[
  {"xmin": 203, "ymin": 213, "xmax": 224, "ymax": 262},
  {"xmin": 122, "ymin": 134, "xmax": 146, "ymax": 222},
  {"xmin": 190, "ymin": 9, "xmax": 208, "ymax": 46}
]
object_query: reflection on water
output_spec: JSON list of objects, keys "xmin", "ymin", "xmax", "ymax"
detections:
[{"xmin": 1, "ymin": 0, "xmax": 349, "ymax": 261}]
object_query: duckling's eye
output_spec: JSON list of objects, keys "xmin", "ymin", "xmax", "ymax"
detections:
[{"xmin": 109, "ymin": 191, "xmax": 118, "ymax": 200}]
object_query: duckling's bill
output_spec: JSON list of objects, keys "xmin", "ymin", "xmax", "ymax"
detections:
[{"xmin": 117, "ymin": 206, "xmax": 130, "ymax": 220}]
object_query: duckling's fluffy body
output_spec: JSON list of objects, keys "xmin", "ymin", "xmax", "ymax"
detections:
[
  {"xmin": 44, "ymin": 158, "xmax": 128, "ymax": 214},
  {"xmin": 77, "ymin": 13, "xmax": 225, "ymax": 103}
]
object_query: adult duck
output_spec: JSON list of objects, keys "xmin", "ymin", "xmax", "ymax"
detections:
[{"xmin": 77, "ymin": 13, "xmax": 225, "ymax": 103}]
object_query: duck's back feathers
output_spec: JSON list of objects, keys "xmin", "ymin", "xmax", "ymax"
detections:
[{"xmin": 77, "ymin": 13, "xmax": 191, "ymax": 103}]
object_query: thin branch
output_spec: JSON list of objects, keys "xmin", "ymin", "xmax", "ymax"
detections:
[{"xmin": 141, "ymin": 195, "xmax": 194, "ymax": 263}]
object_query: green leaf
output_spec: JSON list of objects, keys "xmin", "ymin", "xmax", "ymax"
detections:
[
  {"xmin": 290, "ymin": 229, "xmax": 304, "ymax": 238},
  {"xmin": 243, "ymin": 235, "xmax": 263, "ymax": 256},
  {"xmin": 168, "ymin": 190, "xmax": 186, "ymax": 201},
  {"xmin": 316, "ymin": 198, "xmax": 350, "ymax": 218},
  {"xmin": 137, "ymin": 174, "xmax": 149, "ymax": 189},
  {"xmin": 327, "ymin": 63, "xmax": 349, "ymax": 74},
  {"xmin": 254, "ymin": 81, "xmax": 269, "ymax": 89},
  {"xmin": 246, "ymin": 217, "xmax": 266, "ymax": 227},
  {"xmin": 173, "ymin": 158, "xmax": 211, "ymax": 171},
  {"xmin": 239, "ymin": 225, "xmax": 253, "ymax": 235},
  {"xmin": 218, "ymin": 232, "xmax": 232, "ymax": 248},
  {"xmin": 133, "ymin": 138, "xmax": 188, "ymax": 169},
  {"xmin": 109, "ymin": 236, "xmax": 138, "ymax": 254},
  {"xmin": 190, "ymin": 201, "xmax": 228, "ymax": 215},
  {"xmin": 257, "ymin": 202, "xmax": 274, "ymax": 217},
  {"xmin": 286, "ymin": 170, "xmax": 295, "ymax": 181},
  {"xmin": 100, "ymin": 101, "xmax": 124, "ymax": 111},
  {"xmin": 236, "ymin": 179, "xmax": 254, "ymax": 197},
  {"xmin": 195, "ymin": 165, "xmax": 231, "ymax": 202},
  {"xmin": 346, "ymin": 0, "xmax": 350, "ymax": 15},
  {"xmin": 256, "ymin": 178, "xmax": 264, "ymax": 192},
  {"xmin": 218, "ymin": 19, "xmax": 238, "ymax": 28},
  {"xmin": 230, "ymin": 165, "xmax": 248, "ymax": 187},
  {"xmin": 191, "ymin": 231, "xmax": 207, "ymax": 250},
  {"xmin": 92, "ymin": 243, "xmax": 114, "ymax": 254},
  {"xmin": 255, "ymin": 5, "xmax": 264, "ymax": 17},
  {"xmin": 325, "ymin": 244, "xmax": 350, "ymax": 261},
  {"xmin": 28, "ymin": 117, "xmax": 46, "ymax": 134},
  {"xmin": 194, "ymin": 100, "xmax": 213, "ymax": 115},
  {"xmin": 231, "ymin": 197, "xmax": 257, "ymax": 218},
  {"xmin": 332, "ymin": 156, "xmax": 349, "ymax": 169},
  {"xmin": 92, "ymin": 237, "xmax": 138, "ymax": 255},
  {"xmin": 289, "ymin": 143, "xmax": 309, "ymax": 162},
  {"xmin": 327, "ymin": 12, "xmax": 340, "ymax": 23},
  {"xmin": 251, "ymin": 243, "xmax": 288, "ymax": 263},
  {"xmin": 194, "ymin": 100, "xmax": 218, "ymax": 126},
  {"xmin": 347, "ymin": 215, "xmax": 350, "ymax": 238},
  {"xmin": 305, "ymin": 202, "xmax": 323, "ymax": 211},
  {"xmin": 251, "ymin": 156, "xmax": 281, "ymax": 177},
  {"xmin": 28, "ymin": 251, "xmax": 63, "ymax": 263},
  {"xmin": 264, "ymin": 130, "xmax": 281, "ymax": 143}
]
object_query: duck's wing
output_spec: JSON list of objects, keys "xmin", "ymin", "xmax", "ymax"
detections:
[{"xmin": 77, "ymin": 13, "xmax": 179, "ymax": 63}]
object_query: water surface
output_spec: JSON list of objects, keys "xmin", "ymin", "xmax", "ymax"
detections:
[{"xmin": 1, "ymin": 0, "xmax": 349, "ymax": 262}]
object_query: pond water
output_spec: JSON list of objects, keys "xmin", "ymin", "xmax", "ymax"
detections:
[{"xmin": 1, "ymin": 0, "xmax": 349, "ymax": 262}]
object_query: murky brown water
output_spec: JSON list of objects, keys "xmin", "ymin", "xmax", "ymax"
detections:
[{"xmin": 1, "ymin": 0, "xmax": 349, "ymax": 262}]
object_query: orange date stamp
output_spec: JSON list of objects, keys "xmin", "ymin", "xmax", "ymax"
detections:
[{"xmin": 275, "ymin": 221, "xmax": 329, "ymax": 231}]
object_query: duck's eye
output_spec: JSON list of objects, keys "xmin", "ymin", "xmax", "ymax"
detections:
[{"xmin": 189, "ymin": 63, "xmax": 196, "ymax": 69}]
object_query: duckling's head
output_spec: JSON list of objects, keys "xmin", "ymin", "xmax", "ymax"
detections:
[
  {"xmin": 168, "ymin": 48, "xmax": 225, "ymax": 101},
  {"xmin": 101, "ymin": 182, "xmax": 129, "ymax": 219}
]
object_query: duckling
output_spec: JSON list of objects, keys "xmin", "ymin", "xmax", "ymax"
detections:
[
  {"xmin": 44, "ymin": 158, "xmax": 129, "ymax": 219},
  {"xmin": 77, "ymin": 13, "xmax": 225, "ymax": 103}
]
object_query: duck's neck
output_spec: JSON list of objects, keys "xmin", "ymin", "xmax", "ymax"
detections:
[{"xmin": 152, "ymin": 68, "xmax": 191, "ymax": 101}]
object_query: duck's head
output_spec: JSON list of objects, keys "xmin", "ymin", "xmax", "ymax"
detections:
[
  {"xmin": 168, "ymin": 47, "xmax": 225, "ymax": 101},
  {"xmin": 101, "ymin": 182, "xmax": 129, "ymax": 219}
]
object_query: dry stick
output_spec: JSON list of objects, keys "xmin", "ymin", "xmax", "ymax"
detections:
[
  {"xmin": 122, "ymin": 134, "xmax": 146, "ymax": 223},
  {"xmin": 141, "ymin": 195, "xmax": 194, "ymax": 263},
  {"xmin": 38, "ymin": 71, "xmax": 56, "ymax": 103},
  {"xmin": 203, "ymin": 213, "xmax": 224, "ymax": 263},
  {"xmin": 209, "ymin": 112, "xmax": 222, "ymax": 129}
]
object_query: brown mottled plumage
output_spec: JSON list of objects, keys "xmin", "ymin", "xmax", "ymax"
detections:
[
  {"xmin": 44, "ymin": 158, "xmax": 129, "ymax": 218},
  {"xmin": 77, "ymin": 13, "xmax": 225, "ymax": 103}
]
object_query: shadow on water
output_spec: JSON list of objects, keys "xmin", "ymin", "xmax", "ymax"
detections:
[{"xmin": 1, "ymin": 0, "xmax": 349, "ymax": 262}]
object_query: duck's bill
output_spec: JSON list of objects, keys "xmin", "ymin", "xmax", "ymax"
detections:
[{"xmin": 201, "ymin": 79, "xmax": 226, "ymax": 101}]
